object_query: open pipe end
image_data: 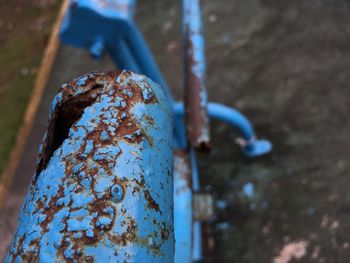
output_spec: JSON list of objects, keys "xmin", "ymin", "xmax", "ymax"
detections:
[
  {"xmin": 236, "ymin": 137, "xmax": 272, "ymax": 158},
  {"xmin": 35, "ymin": 71, "xmax": 120, "ymax": 177},
  {"xmin": 194, "ymin": 140, "xmax": 211, "ymax": 152}
]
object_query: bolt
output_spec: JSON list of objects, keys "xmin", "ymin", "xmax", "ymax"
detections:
[{"xmin": 111, "ymin": 184, "xmax": 124, "ymax": 202}]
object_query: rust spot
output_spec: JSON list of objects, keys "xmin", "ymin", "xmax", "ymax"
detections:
[
  {"xmin": 174, "ymin": 149, "xmax": 192, "ymax": 193},
  {"xmin": 184, "ymin": 26, "xmax": 210, "ymax": 151},
  {"xmin": 36, "ymin": 73, "xmax": 109, "ymax": 178},
  {"xmin": 145, "ymin": 115, "xmax": 155, "ymax": 125},
  {"xmin": 144, "ymin": 190, "xmax": 161, "ymax": 215},
  {"xmin": 85, "ymin": 256, "xmax": 94, "ymax": 263},
  {"xmin": 132, "ymin": 186, "xmax": 140, "ymax": 195},
  {"xmin": 39, "ymin": 186, "xmax": 65, "ymax": 232},
  {"xmin": 160, "ymin": 223, "xmax": 169, "ymax": 241}
]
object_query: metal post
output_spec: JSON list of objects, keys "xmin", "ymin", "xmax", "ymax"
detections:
[
  {"xmin": 183, "ymin": 0, "xmax": 210, "ymax": 150},
  {"xmin": 174, "ymin": 149, "xmax": 192, "ymax": 263}
]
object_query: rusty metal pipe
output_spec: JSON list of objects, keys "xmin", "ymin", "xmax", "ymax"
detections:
[
  {"xmin": 183, "ymin": 0, "xmax": 210, "ymax": 151},
  {"xmin": 5, "ymin": 71, "xmax": 174, "ymax": 262}
]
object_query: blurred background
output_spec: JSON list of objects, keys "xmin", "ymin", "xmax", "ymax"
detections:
[{"xmin": 1, "ymin": 0, "xmax": 350, "ymax": 262}]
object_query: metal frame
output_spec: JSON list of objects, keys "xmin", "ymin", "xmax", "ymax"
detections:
[{"xmin": 6, "ymin": 0, "xmax": 272, "ymax": 262}]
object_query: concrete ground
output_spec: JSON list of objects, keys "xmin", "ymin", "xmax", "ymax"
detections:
[{"xmin": 2, "ymin": 0, "xmax": 350, "ymax": 262}]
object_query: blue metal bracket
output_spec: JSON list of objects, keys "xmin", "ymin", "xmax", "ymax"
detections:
[{"xmin": 60, "ymin": 0, "xmax": 174, "ymax": 103}]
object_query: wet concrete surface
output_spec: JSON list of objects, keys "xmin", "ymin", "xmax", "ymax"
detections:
[{"xmin": 2, "ymin": 0, "xmax": 350, "ymax": 262}]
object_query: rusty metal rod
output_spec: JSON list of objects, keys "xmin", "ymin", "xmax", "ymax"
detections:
[{"xmin": 183, "ymin": 0, "xmax": 210, "ymax": 151}]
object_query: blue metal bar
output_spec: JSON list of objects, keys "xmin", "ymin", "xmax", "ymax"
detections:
[
  {"xmin": 108, "ymin": 38, "xmax": 141, "ymax": 73},
  {"xmin": 173, "ymin": 146, "xmax": 202, "ymax": 262},
  {"xmin": 183, "ymin": 0, "xmax": 210, "ymax": 149},
  {"xmin": 207, "ymin": 102, "xmax": 254, "ymax": 140},
  {"xmin": 60, "ymin": 1, "xmax": 174, "ymax": 102},
  {"xmin": 5, "ymin": 71, "xmax": 174, "ymax": 262},
  {"xmin": 123, "ymin": 22, "xmax": 174, "ymax": 104},
  {"xmin": 174, "ymin": 102, "xmax": 253, "ymax": 140},
  {"xmin": 190, "ymin": 148, "xmax": 202, "ymax": 261},
  {"xmin": 173, "ymin": 102, "xmax": 272, "ymax": 157},
  {"xmin": 174, "ymin": 149, "xmax": 192, "ymax": 263},
  {"xmin": 174, "ymin": 114, "xmax": 187, "ymax": 149}
]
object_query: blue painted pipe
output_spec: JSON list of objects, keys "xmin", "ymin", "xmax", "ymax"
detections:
[
  {"xmin": 174, "ymin": 102, "xmax": 253, "ymax": 140},
  {"xmin": 190, "ymin": 148, "xmax": 202, "ymax": 261},
  {"xmin": 173, "ymin": 102, "xmax": 272, "ymax": 157},
  {"xmin": 108, "ymin": 38, "xmax": 141, "ymax": 73},
  {"xmin": 207, "ymin": 102, "xmax": 254, "ymax": 140},
  {"xmin": 60, "ymin": 0, "xmax": 174, "ymax": 104},
  {"xmin": 5, "ymin": 71, "xmax": 174, "ymax": 262},
  {"xmin": 183, "ymin": 0, "xmax": 210, "ymax": 148},
  {"xmin": 122, "ymin": 22, "xmax": 174, "ymax": 104},
  {"xmin": 174, "ymin": 149, "xmax": 192, "ymax": 263},
  {"xmin": 173, "ymin": 147, "xmax": 203, "ymax": 263}
]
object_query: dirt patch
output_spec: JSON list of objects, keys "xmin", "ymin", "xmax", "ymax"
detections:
[{"xmin": 0, "ymin": 0, "xmax": 61, "ymax": 178}]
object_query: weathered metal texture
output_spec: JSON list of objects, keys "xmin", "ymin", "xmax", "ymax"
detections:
[
  {"xmin": 193, "ymin": 192, "xmax": 215, "ymax": 222},
  {"xmin": 173, "ymin": 149, "xmax": 192, "ymax": 263},
  {"xmin": 5, "ymin": 70, "xmax": 174, "ymax": 262},
  {"xmin": 183, "ymin": 0, "xmax": 210, "ymax": 150},
  {"xmin": 60, "ymin": 0, "xmax": 174, "ymax": 103},
  {"xmin": 60, "ymin": 0, "xmax": 136, "ymax": 61}
]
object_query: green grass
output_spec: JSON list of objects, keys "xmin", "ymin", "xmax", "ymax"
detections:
[{"xmin": 0, "ymin": 1, "xmax": 61, "ymax": 178}]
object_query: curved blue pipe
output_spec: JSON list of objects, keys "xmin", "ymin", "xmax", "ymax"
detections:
[
  {"xmin": 173, "ymin": 102, "xmax": 254, "ymax": 141},
  {"xmin": 173, "ymin": 102, "xmax": 272, "ymax": 157}
]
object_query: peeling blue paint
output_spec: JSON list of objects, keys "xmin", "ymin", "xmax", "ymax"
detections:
[{"xmin": 5, "ymin": 71, "xmax": 174, "ymax": 262}]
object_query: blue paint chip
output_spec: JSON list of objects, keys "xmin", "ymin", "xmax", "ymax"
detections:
[
  {"xmin": 76, "ymin": 75, "xmax": 89, "ymax": 86},
  {"xmin": 243, "ymin": 182, "xmax": 254, "ymax": 198},
  {"xmin": 100, "ymin": 130, "xmax": 110, "ymax": 141},
  {"xmin": 96, "ymin": 216, "xmax": 113, "ymax": 228}
]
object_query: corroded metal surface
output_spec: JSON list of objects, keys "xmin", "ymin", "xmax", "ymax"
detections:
[
  {"xmin": 193, "ymin": 192, "xmax": 215, "ymax": 222},
  {"xmin": 174, "ymin": 149, "xmax": 192, "ymax": 263},
  {"xmin": 5, "ymin": 70, "xmax": 174, "ymax": 262},
  {"xmin": 60, "ymin": 0, "xmax": 174, "ymax": 103},
  {"xmin": 183, "ymin": 0, "xmax": 210, "ymax": 150}
]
